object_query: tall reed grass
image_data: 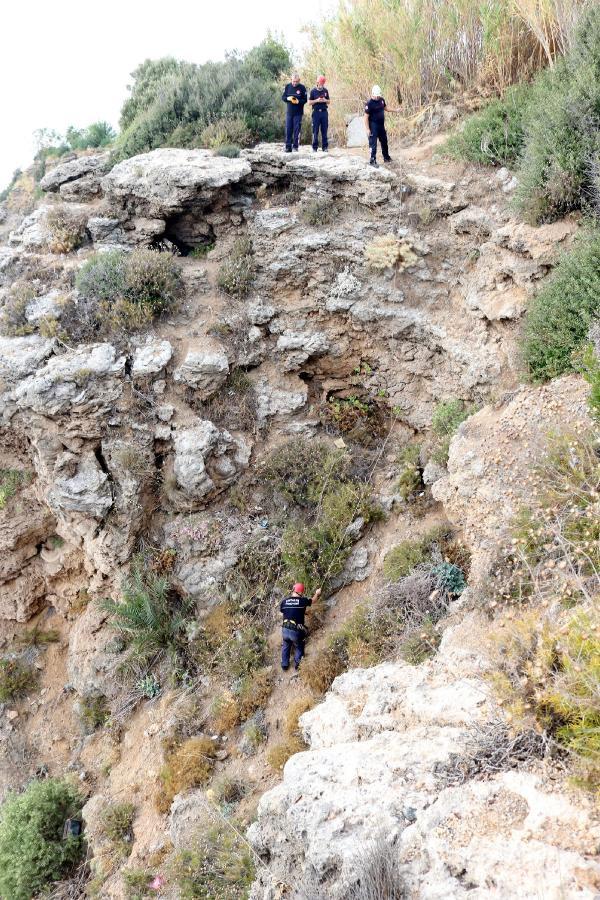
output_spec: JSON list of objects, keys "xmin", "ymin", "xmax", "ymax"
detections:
[{"xmin": 303, "ymin": 0, "xmax": 588, "ymax": 138}]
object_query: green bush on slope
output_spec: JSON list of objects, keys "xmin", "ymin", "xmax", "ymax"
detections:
[
  {"xmin": 116, "ymin": 37, "xmax": 290, "ymax": 159},
  {"xmin": 522, "ymin": 230, "xmax": 600, "ymax": 381},
  {"xmin": 0, "ymin": 778, "xmax": 84, "ymax": 900},
  {"xmin": 444, "ymin": 84, "xmax": 530, "ymax": 166}
]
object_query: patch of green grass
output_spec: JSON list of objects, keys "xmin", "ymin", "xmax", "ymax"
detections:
[
  {"xmin": 0, "ymin": 658, "xmax": 38, "ymax": 702},
  {"xmin": 430, "ymin": 399, "xmax": 475, "ymax": 465},
  {"xmin": 395, "ymin": 443, "xmax": 422, "ymax": 500},
  {"xmin": 170, "ymin": 821, "xmax": 255, "ymax": 899},
  {"xmin": 444, "ymin": 84, "xmax": 529, "ymax": 166},
  {"xmin": 0, "ymin": 469, "xmax": 31, "ymax": 509},
  {"xmin": 79, "ymin": 692, "xmax": 110, "ymax": 733},
  {"xmin": 0, "ymin": 778, "xmax": 84, "ymax": 900},
  {"xmin": 261, "ymin": 439, "xmax": 348, "ymax": 508},
  {"xmin": 383, "ymin": 526, "xmax": 452, "ymax": 582},
  {"xmin": 100, "ymin": 802, "xmax": 136, "ymax": 856}
]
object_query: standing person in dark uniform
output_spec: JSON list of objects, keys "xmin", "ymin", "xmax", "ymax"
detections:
[
  {"xmin": 309, "ymin": 75, "xmax": 330, "ymax": 153},
  {"xmin": 364, "ymin": 84, "xmax": 401, "ymax": 167},
  {"xmin": 280, "ymin": 582, "xmax": 322, "ymax": 671},
  {"xmin": 282, "ymin": 72, "xmax": 307, "ymax": 153}
]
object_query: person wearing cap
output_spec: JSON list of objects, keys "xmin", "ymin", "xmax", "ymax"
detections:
[
  {"xmin": 364, "ymin": 85, "xmax": 401, "ymax": 167},
  {"xmin": 309, "ymin": 75, "xmax": 330, "ymax": 153},
  {"xmin": 280, "ymin": 582, "xmax": 322, "ymax": 671},
  {"xmin": 282, "ymin": 72, "xmax": 308, "ymax": 153}
]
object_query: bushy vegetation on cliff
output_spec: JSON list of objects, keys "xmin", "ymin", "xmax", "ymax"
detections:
[
  {"xmin": 445, "ymin": 3, "xmax": 600, "ymax": 225},
  {"xmin": 116, "ymin": 37, "xmax": 291, "ymax": 159},
  {"xmin": 304, "ymin": 0, "xmax": 586, "ymax": 137},
  {"xmin": 0, "ymin": 779, "xmax": 84, "ymax": 900}
]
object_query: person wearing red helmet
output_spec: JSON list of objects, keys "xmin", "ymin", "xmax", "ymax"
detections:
[
  {"xmin": 280, "ymin": 582, "xmax": 322, "ymax": 671},
  {"xmin": 308, "ymin": 75, "xmax": 330, "ymax": 153}
]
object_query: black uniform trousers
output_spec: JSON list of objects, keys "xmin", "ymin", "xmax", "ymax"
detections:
[
  {"xmin": 369, "ymin": 119, "xmax": 389, "ymax": 161},
  {"xmin": 285, "ymin": 110, "xmax": 303, "ymax": 151},
  {"xmin": 312, "ymin": 109, "xmax": 328, "ymax": 150}
]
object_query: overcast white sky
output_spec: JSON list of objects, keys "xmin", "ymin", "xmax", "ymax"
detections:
[{"xmin": 0, "ymin": 0, "xmax": 335, "ymax": 187}]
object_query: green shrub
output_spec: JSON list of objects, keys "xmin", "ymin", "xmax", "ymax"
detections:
[
  {"xmin": 100, "ymin": 801, "xmax": 135, "ymax": 853},
  {"xmin": 216, "ymin": 236, "xmax": 254, "ymax": 298},
  {"xmin": 0, "ymin": 468, "xmax": 31, "ymax": 509},
  {"xmin": 430, "ymin": 398, "xmax": 475, "ymax": 464},
  {"xmin": 515, "ymin": 6, "xmax": 600, "ymax": 224},
  {"xmin": 72, "ymin": 249, "xmax": 182, "ymax": 340},
  {"xmin": 577, "ymin": 342, "xmax": 600, "ymax": 421},
  {"xmin": 395, "ymin": 443, "xmax": 422, "ymax": 500},
  {"xmin": 0, "ymin": 778, "xmax": 84, "ymax": 900},
  {"xmin": 282, "ymin": 482, "xmax": 381, "ymax": 593},
  {"xmin": 197, "ymin": 117, "xmax": 252, "ymax": 150},
  {"xmin": 432, "ymin": 562, "xmax": 466, "ymax": 597},
  {"xmin": 170, "ymin": 821, "xmax": 255, "ymax": 899},
  {"xmin": 101, "ymin": 558, "xmax": 189, "ymax": 662},
  {"xmin": 522, "ymin": 230, "xmax": 600, "ymax": 381},
  {"xmin": 444, "ymin": 85, "xmax": 529, "ymax": 166},
  {"xmin": 79, "ymin": 692, "xmax": 110, "ymax": 732},
  {"xmin": 0, "ymin": 657, "xmax": 38, "ymax": 702},
  {"xmin": 116, "ymin": 39, "xmax": 289, "ymax": 160},
  {"xmin": 215, "ymin": 144, "xmax": 241, "ymax": 158},
  {"xmin": 261, "ymin": 439, "xmax": 348, "ymax": 508},
  {"xmin": 383, "ymin": 539, "xmax": 429, "ymax": 582}
]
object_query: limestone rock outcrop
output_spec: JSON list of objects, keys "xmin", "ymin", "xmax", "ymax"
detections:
[{"xmin": 249, "ymin": 616, "xmax": 600, "ymax": 899}]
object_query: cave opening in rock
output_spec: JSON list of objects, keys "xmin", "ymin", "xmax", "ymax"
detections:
[{"xmin": 159, "ymin": 212, "xmax": 217, "ymax": 257}]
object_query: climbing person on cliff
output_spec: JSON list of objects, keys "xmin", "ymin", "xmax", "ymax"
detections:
[
  {"xmin": 280, "ymin": 582, "xmax": 321, "ymax": 671},
  {"xmin": 309, "ymin": 75, "xmax": 330, "ymax": 153},
  {"xmin": 364, "ymin": 85, "xmax": 401, "ymax": 167},
  {"xmin": 282, "ymin": 72, "xmax": 307, "ymax": 153}
]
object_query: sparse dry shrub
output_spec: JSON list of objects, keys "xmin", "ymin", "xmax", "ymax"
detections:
[
  {"xmin": 396, "ymin": 443, "xmax": 422, "ymax": 500},
  {"xmin": 78, "ymin": 692, "xmax": 110, "ymax": 733},
  {"xmin": 169, "ymin": 817, "xmax": 255, "ymax": 899},
  {"xmin": 267, "ymin": 735, "xmax": 307, "ymax": 771},
  {"xmin": 341, "ymin": 837, "xmax": 406, "ymax": 900},
  {"xmin": 211, "ymin": 691, "xmax": 241, "ymax": 733},
  {"xmin": 300, "ymin": 197, "xmax": 337, "ymax": 226},
  {"xmin": 100, "ymin": 802, "xmax": 136, "ymax": 856},
  {"xmin": 0, "ymin": 282, "xmax": 36, "ymax": 336},
  {"xmin": 260, "ymin": 439, "xmax": 348, "ymax": 508},
  {"xmin": 237, "ymin": 667, "xmax": 273, "ymax": 719},
  {"xmin": 71, "ymin": 248, "xmax": 182, "ymax": 341},
  {"xmin": 435, "ymin": 719, "xmax": 554, "ymax": 786},
  {"xmin": 157, "ymin": 736, "xmax": 217, "ymax": 813},
  {"xmin": 487, "ymin": 431, "xmax": 600, "ymax": 782},
  {"xmin": 210, "ymin": 775, "xmax": 247, "ymax": 806},
  {"xmin": 217, "ymin": 236, "xmax": 254, "ymax": 298},
  {"xmin": 398, "ymin": 617, "xmax": 440, "ymax": 664},
  {"xmin": 300, "ymin": 640, "xmax": 347, "ymax": 694},
  {"xmin": 365, "ymin": 235, "xmax": 418, "ymax": 272},
  {"xmin": 46, "ymin": 205, "xmax": 87, "ymax": 254},
  {"xmin": 201, "ymin": 369, "xmax": 258, "ymax": 435},
  {"xmin": 284, "ymin": 695, "xmax": 316, "ymax": 737},
  {"xmin": 0, "ymin": 657, "xmax": 38, "ymax": 702}
]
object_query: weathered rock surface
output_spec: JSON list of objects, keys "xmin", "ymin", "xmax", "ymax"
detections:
[
  {"xmin": 249, "ymin": 616, "xmax": 600, "ymax": 899},
  {"xmin": 10, "ymin": 343, "xmax": 126, "ymax": 418},
  {"xmin": 173, "ymin": 348, "xmax": 229, "ymax": 396},
  {"xmin": 40, "ymin": 152, "xmax": 110, "ymax": 200},
  {"xmin": 172, "ymin": 421, "xmax": 251, "ymax": 504},
  {"xmin": 102, "ymin": 148, "xmax": 251, "ymax": 218},
  {"xmin": 433, "ymin": 375, "xmax": 591, "ymax": 588},
  {"xmin": 132, "ymin": 340, "xmax": 173, "ymax": 377}
]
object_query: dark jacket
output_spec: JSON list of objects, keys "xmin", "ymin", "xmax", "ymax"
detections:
[
  {"xmin": 309, "ymin": 87, "xmax": 330, "ymax": 113},
  {"xmin": 280, "ymin": 594, "xmax": 312, "ymax": 627},
  {"xmin": 282, "ymin": 82, "xmax": 307, "ymax": 111},
  {"xmin": 365, "ymin": 96, "xmax": 386, "ymax": 125}
]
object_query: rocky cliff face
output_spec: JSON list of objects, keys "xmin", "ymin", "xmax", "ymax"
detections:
[{"xmin": 0, "ymin": 141, "xmax": 596, "ymax": 898}]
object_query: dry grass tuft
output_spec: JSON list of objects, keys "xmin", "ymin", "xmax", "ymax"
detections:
[{"xmin": 156, "ymin": 736, "xmax": 217, "ymax": 813}]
